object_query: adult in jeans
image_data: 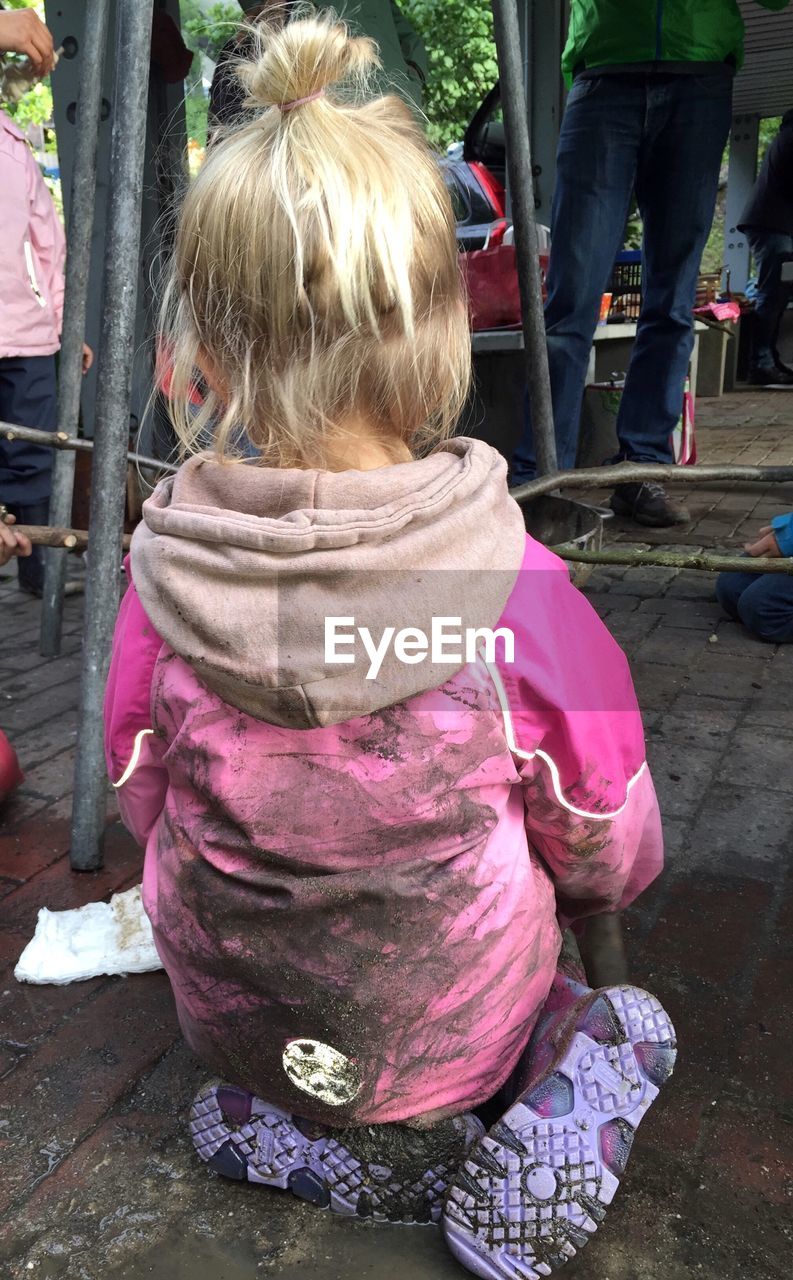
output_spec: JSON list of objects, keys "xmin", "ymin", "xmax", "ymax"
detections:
[
  {"xmin": 716, "ymin": 515, "xmax": 793, "ymax": 642},
  {"xmin": 738, "ymin": 111, "xmax": 793, "ymax": 386},
  {"xmin": 511, "ymin": 0, "xmax": 790, "ymax": 528}
]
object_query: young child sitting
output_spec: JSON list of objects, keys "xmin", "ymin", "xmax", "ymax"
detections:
[
  {"xmin": 102, "ymin": 11, "xmax": 675, "ymax": 1276},
  {"xmin": 716, "ymin": 515, "xmax": 793, "ymax": 643}
]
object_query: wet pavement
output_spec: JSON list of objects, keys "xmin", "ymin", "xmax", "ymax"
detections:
[{"xmin": 1, "ymin": 392, "xmax": 792, "ymax": 1279}]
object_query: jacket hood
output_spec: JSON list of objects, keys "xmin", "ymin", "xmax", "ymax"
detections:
[{"xmin": 131, "ymin": 438, "xmax": 527, "ymax": 728}]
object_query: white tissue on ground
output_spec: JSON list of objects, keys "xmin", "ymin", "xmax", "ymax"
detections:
[{"xmin": 14, "ymin": 884, "xmax": 163, "ymax": 985}]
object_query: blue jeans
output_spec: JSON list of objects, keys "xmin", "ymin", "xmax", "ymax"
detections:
[
  {"xmin": 744, "ymin": 229, "xmax": 793, "ymax": 371},
  {"xmin": 716, "ymin": 570, "xmax": 793, "ymax": 643},
  {"xmin": 0, "ymin": 354, "xmax": 58, "ymax": 505},
  {"xmin": 0, "ymin": 354, "xmax": 57, "ymax": 592},
  {"xmin": 512, "ymin": 72, "xmax": 733, "ymax": 480}
]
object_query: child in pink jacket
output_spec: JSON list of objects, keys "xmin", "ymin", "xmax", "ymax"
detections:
[
  {"xmin": 0, "ymin": 103, "xmax": 91, "ymax": 594},
  {"xmin": 104, "ymin": 13, "xmax": 675, "ymax": 1278},
  {"xmin": 0, "ymin": 104, "xmax": 65, "ymax": 595}
]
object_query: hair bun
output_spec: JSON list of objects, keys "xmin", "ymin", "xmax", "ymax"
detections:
[{"xmin": 239, "ymin": 10, "xmax": 380, "ymax": 112}]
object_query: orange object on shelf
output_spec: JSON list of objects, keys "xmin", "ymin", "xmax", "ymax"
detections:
[{"xmin": 598, "ymin": 293, "xmax": 613, "ymax": 325}]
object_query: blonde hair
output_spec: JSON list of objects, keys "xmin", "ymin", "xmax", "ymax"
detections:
[{"xmin": 159, "ymin": 6, "xmax": 471, "ymax": 468}]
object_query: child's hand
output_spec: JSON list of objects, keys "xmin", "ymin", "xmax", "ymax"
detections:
[
  {"xmin": 0, "ymin": 9, "xmax": 55, "ymax": 76},
  {"xmin": 0, "ymin": 512, "xmax": 32, "ymax": 567},
  {"xmin": 745, "ymin": 526, "xmax": 782, "ymax": 558},
  {"xmin": 82, "ymin": 343, "xmax": 94, "ymax": 374}
]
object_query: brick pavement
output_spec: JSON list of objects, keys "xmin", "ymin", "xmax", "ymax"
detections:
[{"xmin": 0, "ymin": 392, "xmax": 791, "ymax": 1279}]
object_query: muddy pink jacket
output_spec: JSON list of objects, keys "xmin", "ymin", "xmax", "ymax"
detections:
[
  {"xmin": 104, "ymin": 440, "xmax": 662, "ymax": 1125},
  {"xmin": 0, "ymin": 109, "xmax": 65, "ymax": 359}
]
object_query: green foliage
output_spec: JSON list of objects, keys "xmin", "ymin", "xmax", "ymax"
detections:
[
  {"xmin": 185, "ymin": 91, "xmax": 209, "ymax": 150},
  {"xmin": 181, "ymin": 0, "xmax": 241, "ymax": 64},
  {"xmin": 758, "ymin": 115, "xmax": 782, "ymax": 162},
  {"xmin": 5, "ymin": 78, "xmax": 53, "ymax": 135},
  {"xmin": 624, "ymin": 202, "xmax": 642, "ymax": 251},
  {"xmin": 701, "ymin": 120, "xmax": 782, "ymax": 277},
  {"xmin": 400, "ymin": 0, "xmax": 498, "ymax": 149},
  {"xmin": 180, "ymin": 1, "xmax": 241, "ymax": 149}
]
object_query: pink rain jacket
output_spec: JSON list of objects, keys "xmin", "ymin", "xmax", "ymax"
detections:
[
  {"xmin": 105, "ymin": 439, "xmax": 663, "ymax": 1125},
  {"xmin": 0, "ymin": 109, "xmax": 65, "ymax": 359}
]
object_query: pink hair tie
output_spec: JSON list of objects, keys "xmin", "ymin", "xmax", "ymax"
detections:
[{"xmin": 279, "ymin": 88, "xmax": 325, "ymax": 112}]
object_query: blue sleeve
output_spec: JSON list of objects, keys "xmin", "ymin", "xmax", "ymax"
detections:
[{"xmin": 771, "ymin": 513, "xmax": 793, "ymax": 556}]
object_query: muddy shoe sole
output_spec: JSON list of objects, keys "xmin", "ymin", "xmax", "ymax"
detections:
[
  {"xmin": 443, "ymin": 985, "xmax": 676, "ymax": 1279},
  {"xmin": 189, "ymin": 1082, "xmax": 483, "ymax": 1225}
]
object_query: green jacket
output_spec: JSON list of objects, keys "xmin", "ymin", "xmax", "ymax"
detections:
[{"xmin": 562, "ymin": 0, "xmax": 791, "ymax": 86}]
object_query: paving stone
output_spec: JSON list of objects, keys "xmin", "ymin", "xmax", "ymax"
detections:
[
  {"xmin": 1, "ymin": 655, "xmax": 81, "ymax": 703},
  {"xmin": 713, "ymin": 491, "xmax": 763, "ymax": 512},
  {"xmin": 712, "ymin": 618, "xmax": 779, "ymax": 656},
  {"xmin": 656, "ymin": 693, "xmax": 744, "ymax": 746},
  {"xmin": 6, "ymin": 710, "xmax": 79, "ymax": 773},
  {"xmin": 641, "ymin": 706, "xmax": 662, "ymax": 733},
  {"xmin": 0, "ymin": 633, "xmax": 82, "ymax": 674},
  {"xmin": 0, "ymin": 815, "xmax": 71, "ymax": 883},
  {"xmin": 744, "ymin": 687, "xmax": 793, "ymax": 731},
  {"xmin": 0, "ymin": 975, "xmax": 179, "ymax": 1216},
  {"xmin": 605, "ymin": 569, "xmax": 679, "ymax": 598},
  {"xmin": 0, "ymin": 820, "xmax": 142, "ymax": 974},
  {"xmin": 731, "ymin": 910, "xmax": 793, "ymax": 1103},
  {"xmin": 657, "ymin": 817, "xmax": 691, "ymax": 866},
  {"xmin": 646, "ymin": 741, "xmax": 723, "ymax": 819},
  {"xmin": 579, "ymin": 590, "xmax": 614, "ymax": 616},
  {"xmin": 637, "ymin": 597, "xmax": 723, "ymax": 629},
  {"xmin": 691, "ymin": 649, "xmax": 774, "ymax": 699},
  {"xmin": 3, "ymin": 748, "xmax": 77, "ymax": 824},
  {"xmin": 629, "ymin": 660, "xmax": 694, "ymax": 709},
  {"xmin": 718, "ymin": 728, "xmax": 793, "ymax": 794},
  {"xmin": 635, "ymin": 625, "xmax": 714, "ymax": 667},
  {"xmin": 584, "ymin": 565, "xmax": 629, "ymax": 588},
  {"xmin": 688, "ymin": 783, "xmax": 793, "ymax": 879},
  {"xmin": 0, "ymin": 679, "xmax": 80, "ymax": 735},
  {"xmin": 0, "ymin": 976, "xmax": 112, "ymax": 1079},
  {"xmin": 586, "ymin": 589, "xmax": 641, "ymax": 613},
  {"xmin": 644, "ymin": 875, "xmax": 774, "ymax": 988},
  {"xmin": 603, "ymin": 610, "xmax": 661, "ymax": 648},
  {"xmin": 699, "ymin": 1101, "xmax": 792, "ymax": 1206},
  {"xmin": 667, "ymin": 570, "xmax": 719, "ymax": 601},
  {"xmin": 635, "ymin": 1063, "xmax": 723, "ymax": 1162}
]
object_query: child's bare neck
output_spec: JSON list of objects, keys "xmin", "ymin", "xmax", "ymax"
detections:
[{"xmin": 319, "ymin": 416, "xmax": 414, "ymax": 472}]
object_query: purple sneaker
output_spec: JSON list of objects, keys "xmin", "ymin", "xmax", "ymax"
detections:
[
  {"xmin": 442, "ymin": 984, "xmax": 677, "ymax": 1278},
  {"xmin": 189, "ymin": 1081, "xmax": 485, "ymax": 1225}
]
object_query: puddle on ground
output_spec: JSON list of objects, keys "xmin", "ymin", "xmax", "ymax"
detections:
[{"xmin": 108, "ymin": 1220, "xmax": 465, "ymax": 1279}]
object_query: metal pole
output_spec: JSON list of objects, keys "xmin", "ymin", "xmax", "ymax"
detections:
[
  {"xmin": 491, "ymin": 0, "xmax": 557, "ymax": 475},
  {"xmin": 70, "ymin": 0, "xmax": 154, "ymax": 871},
  {"xmin": 40, "ymin": 0, "xmax": 112, "ymax": 658}
]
